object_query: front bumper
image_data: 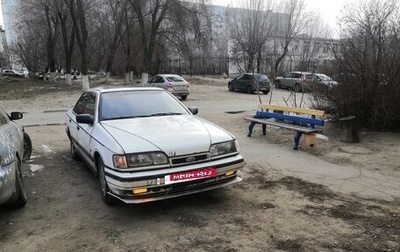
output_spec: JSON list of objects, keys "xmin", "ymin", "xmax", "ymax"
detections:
[{"xmin": 105, "ymin": 155, "xmax": 244, "ymax": 203}]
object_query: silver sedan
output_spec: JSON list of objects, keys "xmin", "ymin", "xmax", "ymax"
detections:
[
  {"xmin": 0, "ymin": 107, "xmax": 28, "ymax": 207},
  {"xmin": 65, "ymin": 87, "xmax": 244, "ymax": 205}
]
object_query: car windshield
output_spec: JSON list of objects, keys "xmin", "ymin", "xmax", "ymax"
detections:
[
  {"xmin": 99, "ymin": 90, "xmax": 189, "ymax": 121},
  {"xmin": 165, "ymin": 76, "xmax": 185, "ymax": 82}
]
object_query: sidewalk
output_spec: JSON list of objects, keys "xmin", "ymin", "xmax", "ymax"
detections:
[{"xmin": 236, "ymin": 132, "xmax": 400, "ymax": 202}]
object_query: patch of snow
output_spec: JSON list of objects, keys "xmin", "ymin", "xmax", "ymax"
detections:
[{"xmin": 30, "ymin": 164, "xmax": 44, "ymax": 173}]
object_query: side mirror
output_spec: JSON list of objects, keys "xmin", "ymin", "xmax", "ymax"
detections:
[
  {"xmin": 188, "ymin": 107, "xmax": 198, "ymax": 115},
  {"xmin": 76, "ymin": 114, "xmax": 94, "ymax": 125},
  {"xmin": 10, "ymin": 112, "xmax": 23, "ymax": 120}
]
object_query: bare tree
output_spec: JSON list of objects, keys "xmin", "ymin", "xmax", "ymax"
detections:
[
  {"xmin": 57, "ymin": 1, "xmax": 76, "ymax": 85},
  {"xmin": 99, "ymin": 0, "xmax": 130, "ymax": 82},
  {"xmin": 130, "ymin": 0, "xmax": 175, "ymax": 84},
  {"xmin": 66, "ymin": 0, "xmax": 95, "ymax": 90},
  {"xmin": 17, "ymin": 0, "xmax": 62, "ymax": 82},
  {"xmin": 272, "ymin": 0, "xmax": 312, "ymax": 77},
  {"xmin": 229, "ymin": 0, "xmax": 277, "ymax": 73},
  {"xmin": 327, "ymin": 0, "xmax": 400, "ymax": 130}
]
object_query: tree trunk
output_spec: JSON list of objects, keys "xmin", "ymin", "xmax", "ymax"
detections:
[
  {"xmin": 66, "ymin": 73, "xmax": 72, "ymax": 85},
  {"xmin": 81, "ymin": 75, "xmax": 89, "ymax": 91},
  {"xmin": 141, "ymin": 72, "xmax": 148, "ymax": 86},
  {"xmin": 340, "ymin": 116, "xmax": 360, "ymax": 143}
]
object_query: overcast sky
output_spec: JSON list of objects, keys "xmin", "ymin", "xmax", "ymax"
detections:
[
  {"xmin": 0, "ymin": 0, "xmax": 354, "ymax": 33},
  {"xmin": 212, "ymin": 0, "xmax": 356, "ymax": 35}
]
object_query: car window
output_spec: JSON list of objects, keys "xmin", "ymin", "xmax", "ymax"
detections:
[
  {"xmin": 100, "ymin": 90, "xmax": 189, "ymax": 120},
  {"xmin": 155, "ymin": 76, "xmax": 164, "ymax": 83},
  {"xmin": 149, "ymin": 76, "xmax": 157, "ymax": 83},
  {"xmin": 0, "ymin": 107, "xmax": 9, "ymax": 125},
  {"xmin": 166, "ymin": 76, "xmax": 185, "ymax": 82},
  {"xmin": 257, "ymin": 75, "xmax": 269, "ymax": 81},
  {"xmin": 73, "ymin": 92, "xmax": 97, "ymax": 115}
]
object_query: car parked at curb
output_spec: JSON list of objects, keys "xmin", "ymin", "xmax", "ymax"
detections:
[
  {"xmin": 274, "ymin": 71, "xmax": 312, "ymax": 92},
  {"xmin": 0, "ymin": 106, "xmax": 30, "ymax": 208},
  {"xmin": 65, "ymin": 87, "xmax": 244, "ymax": 205},
  {"xmin": 228, "ymin": 73, "xmax": 271, "ymax": 94},
  {"xmin": 146, "ymin": 74, "xmax": 190, "ymax": 100}
]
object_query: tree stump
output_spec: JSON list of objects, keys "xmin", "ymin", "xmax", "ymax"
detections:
[{"xmin": 340, "ymin": 115, "xmax": 359, "ymax": 143}]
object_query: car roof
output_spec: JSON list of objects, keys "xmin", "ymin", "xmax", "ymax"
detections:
[
  {"xmin": 290, "ymin": 71, "xmax": 311, "ymax": 74},
  {"xmin": 87, "ymin": 86, "xmax": 165, "ymax": 94},
  {"xmin": 157, "ymin": 74, "xmax": 184, "ymax": 78}
]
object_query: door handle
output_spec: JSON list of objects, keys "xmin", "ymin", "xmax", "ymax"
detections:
[{"xmin": 77, "ymin": 126, "xmax": 80, "ymax": 130}]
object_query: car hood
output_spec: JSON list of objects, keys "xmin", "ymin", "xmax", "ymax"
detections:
[{"xmin": 100, "ymin": 115, "xmax": 234, "ymax": 156}]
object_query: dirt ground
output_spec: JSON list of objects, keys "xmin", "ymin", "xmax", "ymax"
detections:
[{"xmin": 0, "ymin": 76, "xmax": 399, "ymax": 252}]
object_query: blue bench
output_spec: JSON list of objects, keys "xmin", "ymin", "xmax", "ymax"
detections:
[{"xmin": 245, "ymin": 104, "xmax": 325, "ymax": 150}]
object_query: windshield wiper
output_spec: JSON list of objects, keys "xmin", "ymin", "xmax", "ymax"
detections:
[
  {"xmin": 103, "ymin": 115, "xmax": 151, "ymax": 120},
  {"xmin": 149, "ymin": 112, "xmax": 182, "ymax": 117}
]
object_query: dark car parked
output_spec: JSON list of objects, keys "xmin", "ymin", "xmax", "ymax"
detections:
[{"xmin": 228, "ymin": 73, "xmax": 271, "ymax": 94}]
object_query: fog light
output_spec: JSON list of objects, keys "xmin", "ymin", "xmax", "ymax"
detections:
[
  {"xmin": 225, "ymin": 171, "xmax": 235, "ymax": 176},
  {"xmin": 133, "ymin": 188, "xmax": 147, "ymax": 194}
]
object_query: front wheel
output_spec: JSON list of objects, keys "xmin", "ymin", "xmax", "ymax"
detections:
[
  {"xmin": 22, "ymin": 132, "xmax": 32, "ymax": 162},
  {"xmin": 294, "ymin": 83, "xmax": 303, "ymax": 92},
  {"xmin": 98, "ymin": 157, "xmax": 118, "ymax": 205},
  {"xmin": 275, "ymin": 80, "xmax": 281, "ymax": 89},
  {"xmin": 228, "ymin": 83, "xmax": 233, "ymax": 91},
  {"xmin": 10, "ymin": 160, "xmax": 27, "ymax": 207}
]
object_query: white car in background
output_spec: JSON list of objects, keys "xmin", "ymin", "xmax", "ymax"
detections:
[
  {"xmin": 2, "ymin": 70, "xmax": 25, "ymax": 78},
  {"xmin": 65, "ymin": 87, "xmax": 244, "ymax": 205},
  {"xmin": 146, "ymin": 74, "xmax": 190, "ymax": 100}
]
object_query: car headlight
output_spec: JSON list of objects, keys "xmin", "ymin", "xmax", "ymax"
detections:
[
  {"xmin": 209, "ymin": 140, "xmax": 239, "ymax": 157},
  {"xmin": 113, "ymin": 152, "xmax": 168, "ymax": 169}
]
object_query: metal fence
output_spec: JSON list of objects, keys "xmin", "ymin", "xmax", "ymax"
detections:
[{"xmin": 152, "ymin": 56, "xmax": 229, "ymax": 76}]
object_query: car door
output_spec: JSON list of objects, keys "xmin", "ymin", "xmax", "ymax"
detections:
[
  {"xmin": 148, "ymin": 75, "xmax": 166, "ymax": 89},
  {"xmin": 69, "ymin": 91, "xmax": 97, "ymax": 166},
  {"xmin": 235, "ymin": 74, "xmax": 250, "ymax": 91},
  {"xmin": 0, "ymin": 108, "xmax": 22, "ymax": 204}
]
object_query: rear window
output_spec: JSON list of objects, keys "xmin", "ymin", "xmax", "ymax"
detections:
[
  {"xmin": 257, "ymin": 75, "xmax": 270, "ymax": 82},
  {"xmin": 166, "ymin": 76, "xmax": 185, "ymax": 82}
]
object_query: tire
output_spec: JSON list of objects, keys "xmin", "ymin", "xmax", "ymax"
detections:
[
  {"xmin": 262, "ymin": 91, "xmax": 270, "ymax": 95},
  {"xmin": 10, "ymin": 160, "xmax": 27, "ymax": 207},
  {"xmin": 228, "ymin": 83, "xmax": 233, "ymax": 91},
  {"xmin": 294, "ymin": 83, "xmax": 302, "ymax": 92},
  {"xmin": 70, "ymin": 141, "xmax": 80, "ymax": 160},
  {"xmin": 22, "ymin": 132, "xmax": 32, "ymax": 162},
  {"xmin": 246, "ymin": 85, "xmax": 254, "ymax": 94},
  {"xmin": 98, "ymin": 157, "xmax": 118, "ymax": 205},
  {"xmin": 181, "ymin": 95, "xmax": 187, "ymax": 101},
  {"xmin": 275, "ymin": 80, "xmax": 281, "ymax": 89}
]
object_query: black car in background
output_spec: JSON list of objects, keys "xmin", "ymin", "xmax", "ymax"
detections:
[{"xmin": 228, "ymin": 73, "xmax": 271, "ymax": 94}]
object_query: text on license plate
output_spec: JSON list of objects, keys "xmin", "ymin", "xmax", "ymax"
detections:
[{"xmin": 165, "ymin": 168, "xmax": 217, "ymax": 185}]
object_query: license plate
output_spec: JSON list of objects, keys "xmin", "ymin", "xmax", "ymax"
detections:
[{"xmin": 165, "ymin": 168, "xmax": 217, "ymax": 185}]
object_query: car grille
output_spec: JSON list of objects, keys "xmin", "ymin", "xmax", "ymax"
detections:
[{"xmin": 170, "ymin": 153, "xmax": 210, "ymax": 166}]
